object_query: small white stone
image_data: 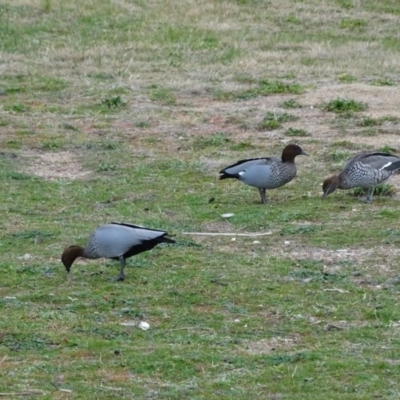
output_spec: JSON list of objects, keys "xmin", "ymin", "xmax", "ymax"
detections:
[
  {"xmin": 231, "ymin": 237, "xmax": 236, "ymax": 241},
  {"xmin": 221, "ymin": 213, "xmax": 234, "ymax": 218},
  {"xmin": 139, "ymin": 321, "xmax": 150, "ymax": 331},
  {"xmin": 310, "ymin": 105, "xmax": 314, "ymax": 109},
  {"xmin": 284, "ymin": 240, "xmax": 290, "ymax": 245},
  {"xmin": 252, "ymin": 240, "xmax": 260, "ymax": 244},
  {"xmin": 234, "ymin": 319, "xmax": 240, "ymax": 323}
]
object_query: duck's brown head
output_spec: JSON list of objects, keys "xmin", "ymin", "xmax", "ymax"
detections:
[
  {"xmin": 61, "ymin": 245, "xmax": 84, "ymax": 273},
  {"xmin": 322, "ymin": 175, "xmax": 340, "ymax": 199},
  {"xmin": 282, "ymin": 144, "xmax": 308, "ymax": 163}
]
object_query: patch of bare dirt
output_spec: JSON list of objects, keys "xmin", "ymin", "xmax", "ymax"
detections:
[
  {"xmin": 275, "ymin": 243, "xmax": 400, "ymax": 264},
  {"xmin": 243, "ymin": 335, "xmax": 300, "ymax": 355},
  {"xmin": 22, "ymin": 151, "xmax": 90, "ymax": 180}
]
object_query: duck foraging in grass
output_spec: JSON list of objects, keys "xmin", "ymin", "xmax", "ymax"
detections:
[
  {"xmin": 322, "ymin": 151, "xmax": 400, "ymax": 203},
  {"xmin": 61, "ymin": 222, "xmax": 175, "ymax": 281},
  {"xmin": 219, "ymin": 144, "xmax": 307, "ymax": 204}
]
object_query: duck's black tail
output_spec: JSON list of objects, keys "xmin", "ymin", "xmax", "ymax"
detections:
[
  {"xmin": 384, "ymin": 160, "xmax": 400, "ymax": 172},
  {"xmin": 219, "ymin": 171, "xmax": 238, "ymax": 180},
  {"xmin": 160, "ymin": 235, "xmax": 176, "ymax": 244}
]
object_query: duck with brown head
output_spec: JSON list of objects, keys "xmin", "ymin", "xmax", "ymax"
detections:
[
  {"xmin": 61, "ymin": 222, "xmax": 175, "ymax": 281},
  {"xmin": 219, "ymin": 144, "xmax": 308, "ymax": 204},
  {"xmin": 322, "ymin": 151, "xmax": 400, "ymax": 203}
]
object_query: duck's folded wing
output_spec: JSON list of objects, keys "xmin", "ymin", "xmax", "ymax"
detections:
[
  {"xmin": 359, "ymin": 152, "xmax": 400, "ymax": 170},
  {"xmin": 220, "ymin": 157, "xmax": 277, "ymax": 176},
  {"xmin": 111, "ymin": 222, "xmax": 167, "ymax": 233},
  {"xmin": 95, "ymin": 224, "xmax": 168, "ymax": 257}
]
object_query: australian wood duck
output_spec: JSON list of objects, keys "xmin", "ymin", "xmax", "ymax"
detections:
[
  {"xmin": 322, "ymin": 151, "xmax": 400, "ymax": 203},
  {"xmin": 219, "ymin": 144, "xmax": 307, "ymax": 204},
  {"xmin": 61, "ymin": 222, "xmax": 175, "ymax": 281}
]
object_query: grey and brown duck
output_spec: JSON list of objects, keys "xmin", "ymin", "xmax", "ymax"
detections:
[
  {"xmin": 322, "ymin": 151, "xmax": 400, "ymax": 203},
  {"xmin": 61, "ymin": 222, "xmax": 175, "ymax": 281},
  {"xmin": 219, "ymin": 144, "xmax": 307, "ymax": 204}
]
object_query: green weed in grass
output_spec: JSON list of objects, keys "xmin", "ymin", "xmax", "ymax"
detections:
[
  {"xmin": 135, "ymin": 121, "xmax": 151, "ymax": 128},
  {"xmin": 322, "ymin": 98, "xmax": 367, "ymax": 113},
  {"xmin": 372, "ymin": 77, "xmax": 395, "ymax": 86},
  {"xmin": 357, "ymin": 116, "xmax": 381, "ymax": 127},
  {"xmin": 280, "ymin": 99, "xmax": 303, "ymax": 109},
  {"xmin": 339, "ymin": 18, "xmax": 367, "ymax": 30},
  {"xmin": 101, "ymin": 95, "xmax": 125, "ymax": 109},
  {"xmin": 329, "ymin": 150, "xmax": 351, "ymax": 161},
  {"xmin": 215, "ymin": 80, "xmax": 304, "ymax": 101},
  {"xmin": 285, "ymin": 127, "xmax": 308, "ymax": 137},
  {"xmin": 351, "ymin": 183, "xmax": 396, "ymax": 198},
  {"xmin": 379, "ymin": 144, "xmax": 397, "ymax": 153},
  {"xmin": 338, "ymin": 73, "xmax": 357, "ymax": 83},
  {"xmin": 230, "ymin": 141, "xmax": 256, "ymax": 151},
  {"xmin": 4, "ymin": 103, "xmax": 30, "ymax": 113},
  {"xmin": 257, "ymin": 111, "xmax": 297, "ymax": 131},
  {"xmin": 192, "ymin": 132, "xmax": 231, "ymax": 149},
  {"xmin": 148, "ymin": 85, "xmax": 176, "ymax": 105}
]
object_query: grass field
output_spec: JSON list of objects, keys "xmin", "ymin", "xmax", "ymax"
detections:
[{"xmin": 1, "ymin": 0, "xmax": 400, "ymax": 398}]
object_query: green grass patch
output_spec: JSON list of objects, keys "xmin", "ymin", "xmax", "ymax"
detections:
[
  {"xmin": 257, "ymin": 111, "xmax": 298, "ymax": 131},
  {"xmin": 372, "ymin": 77, "xmax": 395, "ymax": 86},
  {"xmin": 285, "ymin": 127, "xmax": 309, "ymax": 137},
  {"xmin": 351, "ymin": 183, "xmax": 396, "ymax": 198},
  {"xmin": 229, "ymin": 141, "xmax": 256, "ymax": 151},
  {"xmin": 101, "ymin": 95, "xmax": 126, "ymax": 109},
  {"xmin": 3, "ymin": 103, "xmax": 30, "ymax": 113},
  {"xmin": 339, "ymin": 18, "xmax": 367, "ymax": 30},
  {"xmin": 322, "ymin": 98, "xmax": 367, "ymax": 114},
  {"xmin": 338, "ymin": 74, "xmax": 357, "ymax": 83},
  {"xmin": 215, "ymin": 80, "xmax": 304, "ymax": 101},
  {"xmin": 329, "ymin": 150, "xmax": 351, "ymax": 161},
  {"xmin": 280, "ymin": 99, "xmax": 303, "ymax": 109},
  {"xmin": 192, "ymin": 132, "xmax": 231, "ymax": 150},
  {"xmin": 147, "ymin": 85, "xmax": 176, "ymax": 105}
]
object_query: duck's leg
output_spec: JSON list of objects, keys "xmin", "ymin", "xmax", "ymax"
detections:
[
  {"xmin": 258, "ymin": 188, "xmax": 267, "ymax": 204},
  {"xmin": 116, "ymin": 256, "xmax": 126, "ymax": 281},
  {"xmin": 361, "ymin": 187, "xmax": 374, "ymax": 203}
]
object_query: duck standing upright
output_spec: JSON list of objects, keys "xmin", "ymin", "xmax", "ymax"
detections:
[
  {"xmin": 322, "ymin": 151, "xmax": 400, "ymax": 203},
  {"xmin": 219, "ymin": 144, "xmax": 307, "ymax": 204},
  {"xmin": 61, "ymin": 222, "xmax": 175, "ymax": 281}
]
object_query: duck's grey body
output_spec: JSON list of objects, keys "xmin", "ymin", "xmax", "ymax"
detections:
[
  {"xmin": 323, "ymin": 151, "xmax": 400, "ymax": 202},
  {"xmin": 221, "ymin": 157, "xmax": 296, "ymax": 189},
  {"xmin": 62, "ymin": 222, "xmax": 175, "ymax": 281},
  {"xmin": 83, "ymin": 223, "xmax": 170, "ymax": 259},
  {"xmin": 219, "ymin": 144, "xmax": 307, "ymax": 204}
]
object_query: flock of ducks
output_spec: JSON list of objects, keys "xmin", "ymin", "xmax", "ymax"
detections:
[{"xmin": 62, "ymin": 144, "xmax": 400, "ymax": 281}]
